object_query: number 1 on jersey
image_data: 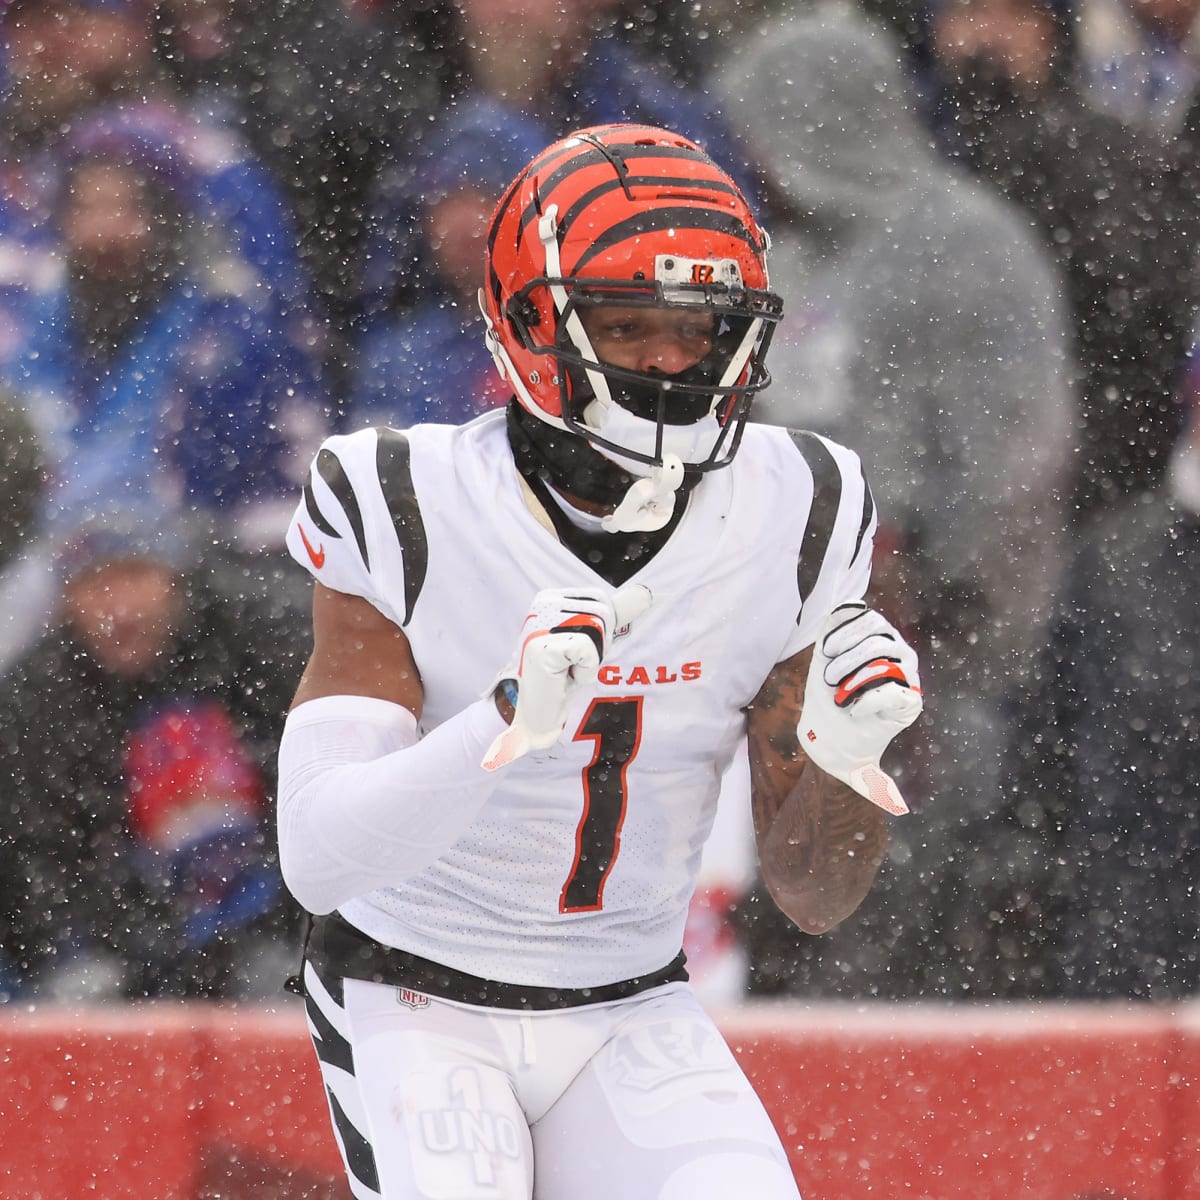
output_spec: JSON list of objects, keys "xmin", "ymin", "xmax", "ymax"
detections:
[{"xmin": 560, "ymin": 696, "xmax": 644, "ymax": 913}]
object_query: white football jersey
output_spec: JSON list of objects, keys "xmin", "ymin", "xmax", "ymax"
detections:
[{"xmin": 285, "ymin": 410, "xmax": 875, "ymax": 989}]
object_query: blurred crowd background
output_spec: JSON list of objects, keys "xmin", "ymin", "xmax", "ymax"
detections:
[{"xmin": 1, "ymin": 0, "xmax": 1199, "ymax": 1010}]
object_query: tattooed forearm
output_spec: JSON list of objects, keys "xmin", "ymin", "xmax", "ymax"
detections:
[
  {"xmin": 757, "ymin": 770, "xmax": 887, "ymax": 933},
  {"xmin": 746, "ymin": 663, "xmax": 805, "ymax": 833},
  {"xmin": 746, "ymin": 647, "xmax": 888, "ymax": 934}
]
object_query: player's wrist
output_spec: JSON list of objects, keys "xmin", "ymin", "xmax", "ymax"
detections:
[{"xmin": 493, "ymin": 677, "xmax": 518, "ymax": 725}]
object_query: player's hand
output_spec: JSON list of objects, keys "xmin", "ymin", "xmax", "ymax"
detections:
[
  {"xmin": 797, "ymin": 602, "xmax": 923, "ymax": 815},
  {"xmin": 482, "ymin": 584, "xmax": 653, "ymax": 770}
]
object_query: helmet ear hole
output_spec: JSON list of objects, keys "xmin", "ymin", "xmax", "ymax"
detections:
[{"xmin": 506, "ymin": 295, "xmax": 540, "ymax": 331}]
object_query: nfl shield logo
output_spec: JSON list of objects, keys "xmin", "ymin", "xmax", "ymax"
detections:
[{"xmin": 397, "ymin": 987, "xmax": 430, "ymax": 1010}]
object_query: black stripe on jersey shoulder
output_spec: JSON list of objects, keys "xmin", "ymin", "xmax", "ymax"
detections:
[
  {"xmin": 376, "ymin": 428, "xmax": 428, "ymax": 627},
  {"xmin": 316, "ymin": 447, "xmax": 370, "ymax": 570},
  {"xmin": 328, "ymin": 1090, "xmax": 382, "ymax": 1195},
  {"xmin": 853, "ymin": 467, "xmax": 876, "ymax": 566},
  {"xmin": 789, "ymin": 430, "xmax": 843, "ymax": 618},
  {"xmin": 302, "ymin": 476, "xmax": 340, "ymax": 539},
  {"xmin": 573, "ymin": 207, "xmax": 760, "ymax": 274}
]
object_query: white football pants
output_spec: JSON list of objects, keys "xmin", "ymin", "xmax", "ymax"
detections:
[{"xmin": 303, "ymin": 963, "xmax": 802, "ymax": 1200}]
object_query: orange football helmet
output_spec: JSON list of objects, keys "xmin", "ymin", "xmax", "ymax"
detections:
[{"xmin": 481, "ymin": 123, "xmax": 782, "ymax": 474}]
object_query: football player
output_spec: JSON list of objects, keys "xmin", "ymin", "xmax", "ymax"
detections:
[{"xmin": 277, "ymin": 124, "xmax": 922, "ymax": 1200}]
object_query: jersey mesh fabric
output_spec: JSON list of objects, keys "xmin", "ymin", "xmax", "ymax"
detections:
[{"xmin": 285, "ymin": 412, "xmax": 873, "ymax": 988}]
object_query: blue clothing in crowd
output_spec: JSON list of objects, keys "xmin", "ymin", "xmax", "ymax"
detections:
[
  {"xmin": 0, "ymin": 100, "xmax": 326, "ymax": 525},
  {"xmin": 2, "ymin": 99, "xmax": 311, "ymax": 315},
  {"xmin": 352, "ymin": 304, "xmax": 511, "ymax": 429},
  {"xmin": 361, "ymin": 33, "xmax": 761, "ymax": 316},
  {"xmin": 10, "ymin": 272, "xmax": 324, "ymax": 519},
  {"xmin": 347, "ymin": 98, "xmax": 544, "ymax": 429}
]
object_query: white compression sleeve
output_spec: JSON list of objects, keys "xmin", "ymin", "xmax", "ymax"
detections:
[{"xmin": 277, "ymin": 694, "xmax": 511, "ymax": 915}]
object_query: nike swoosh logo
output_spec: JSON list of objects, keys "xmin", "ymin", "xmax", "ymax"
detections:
[{"xmin": 298, "ymin": 524, "xmax": 326, "ymax": 569}]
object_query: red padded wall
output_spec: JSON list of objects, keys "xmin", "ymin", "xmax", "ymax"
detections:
[
  {"xmin": 0, "ymin": 1008, "xmax": 201, "ymax": 1200},
  {"xmin": 4, "ymin": 1001, "xmax": 1198, "ymax": 1200},
  {"xmin": 722, "ymin": 1004, "xmax": 1179, "ymax": 1200}
]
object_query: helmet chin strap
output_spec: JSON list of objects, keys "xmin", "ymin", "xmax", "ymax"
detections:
[
  {"xmin": 506, "ymin": 402, "xmax": 699, "ymax": 538},
  {"xmin": 601, "ymin": 456, "xmax": 685, "ymax": 533},
  {"xmin": 580, "ymin": 392, "xmax": 719, "ymax": 533}
]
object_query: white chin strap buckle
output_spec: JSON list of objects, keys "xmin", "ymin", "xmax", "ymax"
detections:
[{"xmin": 602, "ymin": 455, "xmax": 686, "ymax": 534}]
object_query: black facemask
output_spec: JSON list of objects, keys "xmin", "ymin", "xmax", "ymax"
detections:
[
  {"xmin": 565, "ymin": 360, "xmax": 715, "ymax": 427},
  {"xmin": 561, "ymin": 311, "xmax": 757, "ymax": 427}
]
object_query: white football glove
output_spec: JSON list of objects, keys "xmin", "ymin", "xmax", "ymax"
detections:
[
  {"xmin": 481, "ymin": 583, "xmax": 653, "ymax": 771},
  {"xmin": 797, "ymin": 602, "xmax": 923, "ymax": 815}
]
